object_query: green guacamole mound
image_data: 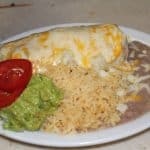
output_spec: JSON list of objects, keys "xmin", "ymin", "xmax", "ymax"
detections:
[{"xmin": 0, "ymin": 74, "xmax": 63, "ymax": 131}]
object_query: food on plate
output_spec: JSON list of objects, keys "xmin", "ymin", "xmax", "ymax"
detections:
[
  {"xmin": 0, "ymin": 24, "xmax": 149, "ymax": 134},
  {"xmin": 0, "ymin": 59, "xmax": 32, "ymax": 108},
  {"xmin": 0, "ymin": 74, "xmax": 63, "ymax": 131},
  {"xmin": 0, "ymin": 24, "xmax": 127, "ymax": 69}
]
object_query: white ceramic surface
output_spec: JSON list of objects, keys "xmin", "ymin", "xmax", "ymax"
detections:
[{"xmin": 0, "ymin": 23, "xmax": 150, "ymax": 148}]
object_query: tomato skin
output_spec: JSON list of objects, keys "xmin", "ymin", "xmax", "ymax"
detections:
[
  {"xmin": 0, "ymin": 89, "xmax": 23, "ymax": 108},
  {"xmin": 0, "ymin": 59, "xmax": 32, "ymax": 92},
  {"xmin": 0, "ymin": 59, "xmax": 32, "ymax": 108}
]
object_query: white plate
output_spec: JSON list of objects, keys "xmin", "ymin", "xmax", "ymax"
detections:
[{"xmin": 0, "ymin": 23, "xmax": 150, "ymax": 148}]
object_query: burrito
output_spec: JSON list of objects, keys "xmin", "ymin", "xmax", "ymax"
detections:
[{"xmin": 0, "ymin": 24, "xmax": 127, "ymax": 69}]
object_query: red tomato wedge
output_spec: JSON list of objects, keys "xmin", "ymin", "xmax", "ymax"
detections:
[
  {"xmin": 0, "ymin": 88, "xmax": 24, "ymax": 108},
  {"xmin": 0, "ymin": 59, "xmax": 32, "ymax": 92},
  {"xmin": 0, "ymin": 59, "xmax": 32, "ymax": 108}
]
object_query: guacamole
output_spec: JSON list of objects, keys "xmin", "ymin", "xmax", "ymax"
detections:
[{"xmin": 0, "ymin": 74, "xmax": 63, "ymax": 131}]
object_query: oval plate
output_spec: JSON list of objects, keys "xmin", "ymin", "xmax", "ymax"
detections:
[{"xmin": 0, "ymin": 23, "xmax": 150, "ymax": 148}]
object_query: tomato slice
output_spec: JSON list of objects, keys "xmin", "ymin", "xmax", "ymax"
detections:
[
  {"xmin": 0, "ymin": 59, "xmax": 32, "ymax": 92},
  {"xmin": 0, "ymin": 59, "xmax": 32, "ymax": 108},
  {"xmin": 0, "ymin": 88, "xmax": 23, "ymax": 108}
]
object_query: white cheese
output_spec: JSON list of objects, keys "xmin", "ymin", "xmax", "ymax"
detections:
[
  {"xmin": 141, "ymin": 64, "xmax": 150, "ymax": 72},
  {"xmin": 116, "ymin": 89, "xmax": 126, "ymax": 96},
  {"xmin": 116, "ymin": 103, "xmax": 128, "ymax": 113},
  {"xmin": 99, "ymin": 70, "xmax": 109, "ymax": 77}
]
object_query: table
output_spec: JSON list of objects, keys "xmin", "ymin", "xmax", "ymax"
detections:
[{"xmin": 0, "ymin": 0, "xmax": 149, "ymax": 149}]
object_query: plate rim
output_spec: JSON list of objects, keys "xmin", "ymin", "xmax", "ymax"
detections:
[
  {"xmin": 1, "ymin": 23, "xmax": 150, "ymax": 45},
  {"xmin": 0, "ymin": 23, "xmax": 150, "ymax": 148}
]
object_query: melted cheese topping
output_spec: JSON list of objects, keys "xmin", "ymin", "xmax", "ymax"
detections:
[{"xmin": 0, "ymin": 24, "xmax": 126, "ymax": 68}]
